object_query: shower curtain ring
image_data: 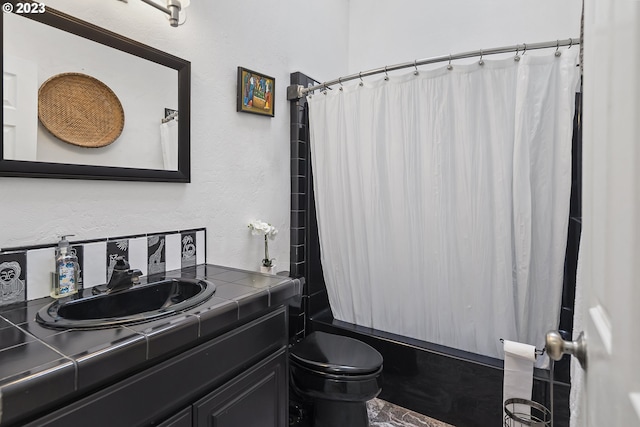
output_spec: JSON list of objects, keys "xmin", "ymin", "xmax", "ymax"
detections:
[
  {"xmin": 414, "ymin": 60, "xmax": 419, "ymax": 75},
  {"xmin": 514, "ymin": 45, "xmax": 521, "ymax": 62},
  {"xmin": 359, "ymin": 72, "xmax": 364, "ymax": 86},
  {"xmin": 384, "ymin": 66, "xmax": 389, "ymax": 81},
  {"xmin": 479, "ymin": 49, "xmax": 484, "ymax": 66},
  {"xmin": 522, "ymin": 43, "xmax": 527, "ymax": 56},
  {"xmin": 338, "ymin": 77, "xmax": 343, "ymax": 91},
  {"xmin": 447, "ymin": 54, "xmax": 453, "ymax": 71},
  {"xmin": 555, "ymin": 40, "xmax": 562, "ymax": 57},
  {"xmin": 568, "ymin": 38, "xmax": 573, "ymax": 49}
]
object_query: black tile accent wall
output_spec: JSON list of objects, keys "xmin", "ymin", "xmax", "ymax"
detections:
[
  {"xmin": 289, "ymin": 72, "xmax": 312, "ymax": 340},
  {"xmin": 289, "ymin": 72, "xmax": 327, "ymax": 342},
  {"xmin": 180, "ymin": 231, "xmax": 197, "ymax": 269},
  {"xmin": 0, "ymin": 252, "xmax": 27, "ymax": 308},
  {"xmin": 147, "ymin": 234, "xmax": 167, "ymax": 277},
  {"xmin": 556, "ymin": 92, "xmax": 583, "ymax": 383},
  {"xmin": 106, "ymin": 239, "xmax": 130, "ymax": 283},
  {"xmin": 0, "ymin": 228, "xmax": 206, "ymax": 302}
]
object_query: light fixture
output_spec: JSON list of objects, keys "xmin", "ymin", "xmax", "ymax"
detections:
[{"xmin": 139, "ymin": 0, "xmax": 190, "ymax": 27}]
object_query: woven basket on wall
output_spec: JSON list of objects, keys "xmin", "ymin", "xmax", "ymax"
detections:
[{"xmin": 38, "ymin": 73, "xmax": 125, "ymax": 148}]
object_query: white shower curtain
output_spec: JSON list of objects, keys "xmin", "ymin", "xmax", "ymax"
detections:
[{"xmin": 308, "ymin": 49, "xmax": 580, "ymax": 359}]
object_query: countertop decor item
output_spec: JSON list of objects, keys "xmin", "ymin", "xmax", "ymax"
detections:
[
  {"xmin": 248, "ymin": 220, "xmax": 278, "ymax": 273},
  {"xmin": 237, "ymin": 67, "xmax": 275, "ymax": 117},
  {"xmin": 38, "ymin": 72, "xmax": 125, "ymax": 148}
]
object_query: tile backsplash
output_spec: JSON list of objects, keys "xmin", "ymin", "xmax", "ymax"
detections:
[{"xmin": 0, "ymin": 228, "xmax": 206, "ymax": 307}]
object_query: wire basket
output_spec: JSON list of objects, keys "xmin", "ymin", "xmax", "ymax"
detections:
[{"xmin": 504, "ymin": 398, "xmax": 551, "ymax": 427}]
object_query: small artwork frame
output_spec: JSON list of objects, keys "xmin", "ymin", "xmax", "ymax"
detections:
[{"xmin": 237, "ymin": 67, "xmax": 275, "ymax": 117}]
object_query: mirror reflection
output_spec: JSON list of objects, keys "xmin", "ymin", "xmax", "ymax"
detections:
[
  {"xmin": 1, "ymin": 3, "xmax": 190, "ymax": 182},
  {"xmin": 3, "ymin": 11, "xmax": 179, "ymax": 171}
]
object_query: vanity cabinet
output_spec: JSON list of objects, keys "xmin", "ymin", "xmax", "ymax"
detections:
[{"xmin": 22, "ymin": 307, "xmax": 288, "ymax": 427}]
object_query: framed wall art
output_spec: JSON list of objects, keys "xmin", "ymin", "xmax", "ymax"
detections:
[{"xmin": 237, "ymin": 67, "xmax": 275, "ymax": 117}]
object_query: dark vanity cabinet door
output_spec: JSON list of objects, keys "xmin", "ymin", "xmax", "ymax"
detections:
[
  {"xmin": 157, "ymin": 407, "xmax": 192, "ymax": 427},
  {"xmin": 193, "ymin": 348, "xmax": 288, "ymax": 427}
]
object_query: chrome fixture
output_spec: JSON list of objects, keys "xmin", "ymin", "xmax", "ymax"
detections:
[
  {"xmin": 141, "ymin": 0, "xmax": 189, "ymax": 27},
  {"xmin": 118, "ymin": 0, "xmax": 190, "ymax": 27},
  {"xmin": 545, "ymin": 330, "xmax": 587, "ymax": 369},
  {"xmin": 288, "ymin": 38, "xmax": 580, "ymax": 99}
]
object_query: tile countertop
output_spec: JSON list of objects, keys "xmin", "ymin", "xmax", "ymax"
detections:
[{"xmin": 0, "ymin": 264, "xmax": 301, "ymax": 427}]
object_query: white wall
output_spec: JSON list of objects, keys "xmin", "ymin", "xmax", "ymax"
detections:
[
  {"xmin": 0, "ymin": 0, "xmax": 349, "ymax": 272},
  {"xmin": 347, "ymin": 0, "xmax": 582, "ymax": 75},
  {"xmin": 1, "ymin": 0, "xmax": 580, "ymax": 273}
]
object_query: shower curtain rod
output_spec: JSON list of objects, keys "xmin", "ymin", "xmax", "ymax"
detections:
[{"xmin": 290, "ymin": 38, "xmax": 579, "ymax": 98}]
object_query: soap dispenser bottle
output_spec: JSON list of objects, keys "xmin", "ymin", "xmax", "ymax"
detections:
[{"xmin": 51, "ymin": 235, "xmax": 79, "ymax": 298}]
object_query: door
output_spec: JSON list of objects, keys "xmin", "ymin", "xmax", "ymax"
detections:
[
  {"xmin": 193, "ymin": 349, "xmax": 288, "ymax": 427},
  {"xmin": 581, "ymin": 0, "xmax": 640, "ymax": 425},
  {"xmin": 2, "ymin": 54, "xmax": 38, "ymax": 161}
]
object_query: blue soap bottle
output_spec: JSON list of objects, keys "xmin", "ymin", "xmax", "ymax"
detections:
[{"xmin": 51, "ymin": 235, "xmax": 79, "ymax": 298}]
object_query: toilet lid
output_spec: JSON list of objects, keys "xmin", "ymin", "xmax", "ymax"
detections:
[{"xmin": 290, "ymin": 332, "xmax": 383, "ymax": 375}]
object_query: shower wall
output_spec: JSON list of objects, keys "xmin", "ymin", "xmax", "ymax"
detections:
[{"xmin": 288, "ymin": 71, "xmax": 582, "ymax": 427}]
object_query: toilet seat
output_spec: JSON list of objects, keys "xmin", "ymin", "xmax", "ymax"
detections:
[{"xmin": 290, "ymin": 331, "xmax": 383, "ymax": 375}]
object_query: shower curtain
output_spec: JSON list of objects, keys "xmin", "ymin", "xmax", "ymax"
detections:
[{"xmin": 308, "ymin": 49, "xmax": 580, "ymax": 359}]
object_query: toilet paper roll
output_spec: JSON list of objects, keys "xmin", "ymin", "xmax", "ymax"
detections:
[{"xmin": 503, "ymin": 340, "xmax": 537, "ymax": 420}]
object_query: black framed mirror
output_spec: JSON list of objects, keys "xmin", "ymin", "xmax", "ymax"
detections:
[{"xmin": 2, "ymin": 1, "xmax": 191, "ymax": 182}]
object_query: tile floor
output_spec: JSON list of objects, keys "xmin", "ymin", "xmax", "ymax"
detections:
[
  {"xmin": 367, "ymin": 398, "xmax": 456, "ymax": 427},
  {"xmin": 290, "ymin": 397, "xmax": 454, "ymax": 427}
]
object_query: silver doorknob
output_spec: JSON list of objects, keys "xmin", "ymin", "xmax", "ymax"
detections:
[{"xmin": 545, "ymin": 330, "xmax": 587, "ymax": 369}]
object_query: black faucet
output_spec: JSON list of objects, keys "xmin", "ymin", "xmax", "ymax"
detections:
[{"xmin": 106, "ymin": 257, "xmax": 143, "ymax": 293}]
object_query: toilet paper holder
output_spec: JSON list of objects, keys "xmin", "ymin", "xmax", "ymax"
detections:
[
  {"xmin": 499, "ymin": 338, "xmax": 546, "ymax": 357},
  {"xmin": 500, "ymin": 339, "xmax": 551, "ymax": 427}
]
